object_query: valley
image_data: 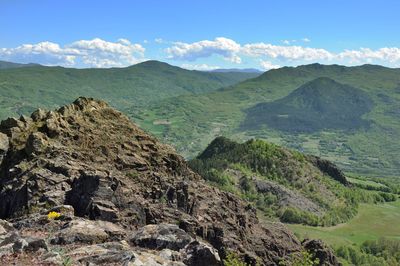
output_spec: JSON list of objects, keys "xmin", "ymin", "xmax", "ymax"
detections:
[{"xmin": 1, "ymin": 60, "xmax": 400, "ymax": 265}]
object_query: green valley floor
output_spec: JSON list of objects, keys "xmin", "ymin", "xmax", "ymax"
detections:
[{"xmin": 289, "ymin": 200, "xmax": 400, "ymax": 247}]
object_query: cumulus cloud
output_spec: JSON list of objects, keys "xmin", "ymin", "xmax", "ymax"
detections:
[
  {"xmin": 259, "ymin": 60, "xmax": 281, "ymax": 70},
  {"xmin": 166, "ymin": 37, "xmax": 242, "ymax": 63},
  {"xmin": 164, "ymin": 37, "xmax": 400, "ymax": 67},
  {"xmin": 180, "ymin": 63, "xmax": 220, "ymax": 71},
  {"xmin": 0, "ymin": 38, "xmax": 145, "ymax": 68},
  {"xmin": 337, "ymin": 47, "xmax": 400, "ymax": 64},
  {"xmin": 242, "ymin": 43, "xmax": 334, "ymax": 61}
]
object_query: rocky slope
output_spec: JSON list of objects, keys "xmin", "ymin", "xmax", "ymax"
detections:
[
  {"xmin": 0, "ymin": 98, "xmax": 338, "ymax": 265},
  {"xmin": 189, "ymin": 137, "xmax": 354, "ymax": 226}
]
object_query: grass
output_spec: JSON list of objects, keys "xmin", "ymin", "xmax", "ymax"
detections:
[{"xmin": 288, "ymin": 200, "xmax": 400, "ymax": 248}]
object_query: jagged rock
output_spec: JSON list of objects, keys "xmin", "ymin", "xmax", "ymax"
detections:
[
  {"xmin": 302, "ymin": 239, "xmax": 340, "ymax": 266},
  {"xmin": 130, "ymin": 224, "xmax": 193, "ymax": 251},
  {"xmin": 0, "ymin": 220, "xmax": 13, "ymax": 235},
  {"xmin": 51, "ymin": 219, "xmax": 125, "ymax": 244},
  {"xmin": 68, "ymin": 241, "xmax": 136, "ymax": 265},
  {"xmin": 22, "ymin": 237, "xmax": 48, "ymax": 252},
  {"xmin": 182, "ymin": 240, "xmax": 221, "ymax": 266},
  {"xmin": 24, "ymin": 132, "xmax": 48, "ymax": 155},
  {"xmin": 0, "ymin": 231, "xmax": 44, "ymax": 255},
  {"xmin": 0, "ymin": 133, "xmax": 8, "ymax": 164},
  {"xmin": 30, "ymin": 108, "xmax": 47, "ymax": 122},
  {"xmin": 0, "ymin": 117, "xmax": 25, "ymax": 130},
  {"xmin": 0, "ymin": 98, "xmax": 339, "ymax": 265}
]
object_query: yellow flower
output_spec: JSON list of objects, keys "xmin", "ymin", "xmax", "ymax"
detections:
[{"xmin": 47, "ymin": 211, "xmax": 61, "ymax": 220}]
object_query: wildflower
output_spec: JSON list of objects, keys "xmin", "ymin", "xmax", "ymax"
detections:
[{"xmin": 47, "ymin": 211, "xmax": 61, "ymax": 220}]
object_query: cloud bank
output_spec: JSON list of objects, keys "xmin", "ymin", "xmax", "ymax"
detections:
[
  {"xmin": 0, "ymin": 38, "xmax": 145, "ymax": 68},
  {"xmin": 1, "ymin": 37, "xmax": 400, "ymax": 70},
  {"xmin": 165, "ymin": 37, "xmax": 400, "ymax": 70}
]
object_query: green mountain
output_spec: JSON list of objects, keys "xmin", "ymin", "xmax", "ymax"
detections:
[
  {"xmin": 242, "ymin": 77, "xmax": 374, "ymax": 133},
  {"xmin": 189, "ymin": 137, "xmax": 396, "ymax": 226},
  {"xmin": 189, "ymin": 138, "xmax": 400, "ymax": 266},
  {"xmin": 0, "ymin": 60, "xmax": 40, "ymax": 69},
  {"xmin": 135, "ymin": 64, "xmax": 400, "ymax": 177},
  {"xmin": 0, "ymin": 60, "xmax": 259, "ymax": 119}
]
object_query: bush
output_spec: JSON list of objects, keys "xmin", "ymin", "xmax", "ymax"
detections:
[
  {"xmin": 336, "ymin": 239, "xmax": 400, "ymax": 266},
  {"xmin": 280, "ymin": 208, "xmax": 319, "ymax": 226},
  {"xmin": 223, "ymin": 252, "xmax": 249, "ymax": 266}
]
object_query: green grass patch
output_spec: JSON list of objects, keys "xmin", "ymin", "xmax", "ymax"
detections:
[{"xmin": 289, "ymin": 200, "xmax": 400, "ymax": 248}]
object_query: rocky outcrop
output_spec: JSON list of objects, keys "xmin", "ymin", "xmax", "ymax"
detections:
[
  {"xmin": 302, "ymin": 239, "xmax": 340, "ymax": 266},
  {"xmin": 308, "ymin": 156, "xmax": 348, "ymax": 185},
  {"xmin": 254, "ymin": 179, "xmax": 322, "ymax": 214},
  {"xmin": 0, "ymin": 133, "xmax": 8, "ymax": 166},
  {"xmin": 0, "ymin": 97, "xmax": 339, "ymax": 265}
]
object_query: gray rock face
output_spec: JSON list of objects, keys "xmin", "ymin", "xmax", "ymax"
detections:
[
  {"xmin": 302, "ymin": 239, "xmax": 340, "ymax": 266},
  {"xmin": 0, "ymin": 132, "xmax": 8, "ymax": 165},
  {"xmin": 51, "ymin": 219, "xmax": 125, "ymax": 244},
  {"xmin": 130, "ymin": 224, "xmax": 193, "ymax": 251},
  {"xmin": 254, "ymin": 179, "xmax": 322, "ymax": 214},
  {"xmin": 182, "ymin": 240, "xmax": 221, "ymax": 266}
]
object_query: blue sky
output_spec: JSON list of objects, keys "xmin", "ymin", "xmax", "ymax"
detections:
[{"xmin": 1, "ymin": 0, "xmax": 399, "ymax": 70}]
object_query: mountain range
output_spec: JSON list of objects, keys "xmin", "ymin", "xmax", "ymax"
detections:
[
  {"xmin": 1, "ymin": 60, "xmax": 400, "ymax": 177},
  {"xmin": 1, "ymin": 59, "xmax": 400, "ymax": 265}
]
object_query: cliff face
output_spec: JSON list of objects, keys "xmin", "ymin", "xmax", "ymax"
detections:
[{"xmin": 0, "ymin": 98, "xmax": 338, "ymax": 265}]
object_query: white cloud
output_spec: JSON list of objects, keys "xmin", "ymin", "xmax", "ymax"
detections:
[
  {"xmin": 155, "ymin": 38, "xmax": 164, "ymax": 44},
  {"xmin": 259, "ymin": 60, "xmax": 281, "ymax": 70},
  {"xmin": 242, "ymin": 43, "xmax": 334, "ymax": 61},
  {"xmin": 164, "ymin": 37, "xmax": 400, "ymax": 68},
  {"xmin": 166, "ymin": 37, "xmax": 242, "ymax": 63},
  {"xmin": 338, "ymin": 47, "xmax": 400, "ymax": 64},
  {"xmin": 2, "ymin": 37, "xmax": 400, "ymax": 69},
  {"xmin": 180, "ymin": 63, "xmax": 220, "ymax": 71},
  {"xmin": 0, "ymin": 38, "xmax": 145, "ymax": 68}
]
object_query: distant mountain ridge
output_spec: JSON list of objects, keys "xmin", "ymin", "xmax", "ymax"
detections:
[
  {"xmin": 210, "ymin": 68, "xmax": 262, "ymax": 73},
  {"xmin": 135, "ymin": 63, "xmax": 400, "ymax": 177},
  {"xmin": 0, "ymin": 60, "xmax": 40, "ymax": 69},
  {"xmin": 0, "ymin": 60, "xmax": 259, "ymax": 119}
]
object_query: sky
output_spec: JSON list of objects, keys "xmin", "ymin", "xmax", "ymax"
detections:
[{"xmin": 1, "ymin": 0, "xmax": 399, "ymax": 70}]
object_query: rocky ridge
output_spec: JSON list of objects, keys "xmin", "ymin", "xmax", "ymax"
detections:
[{"xmin": 0, "ymin": 98, "xmax": 339, "ymax": 265}]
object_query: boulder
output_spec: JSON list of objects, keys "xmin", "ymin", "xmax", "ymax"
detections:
[
  {"xmin": 0, "ymin": 132, "xmax": 8, "ymax": 164},
  {"xmin": 130, "ymin": 224, "xmax": 193, "ymax": 251},
  {"xmin": 51, "ymin": 219, "xmax": 125, "ymax": 244},
  {"xmin": 182, "ymin": 240, "xmax": 221, "ymax": 266},
  {"xmin": 68, "ymin": 241, "xmax": 135, "ymax": 265},
  {"xmin": 25, "ymin": 132, "xmax": 48, "ymax": 155},
  {"xmin": 302, "ymin": 239, "xmax": 340, "ymax": 266},
  {"xmin": 0, "ymin": 219, "xmax": 14, "ymax": 235}
]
